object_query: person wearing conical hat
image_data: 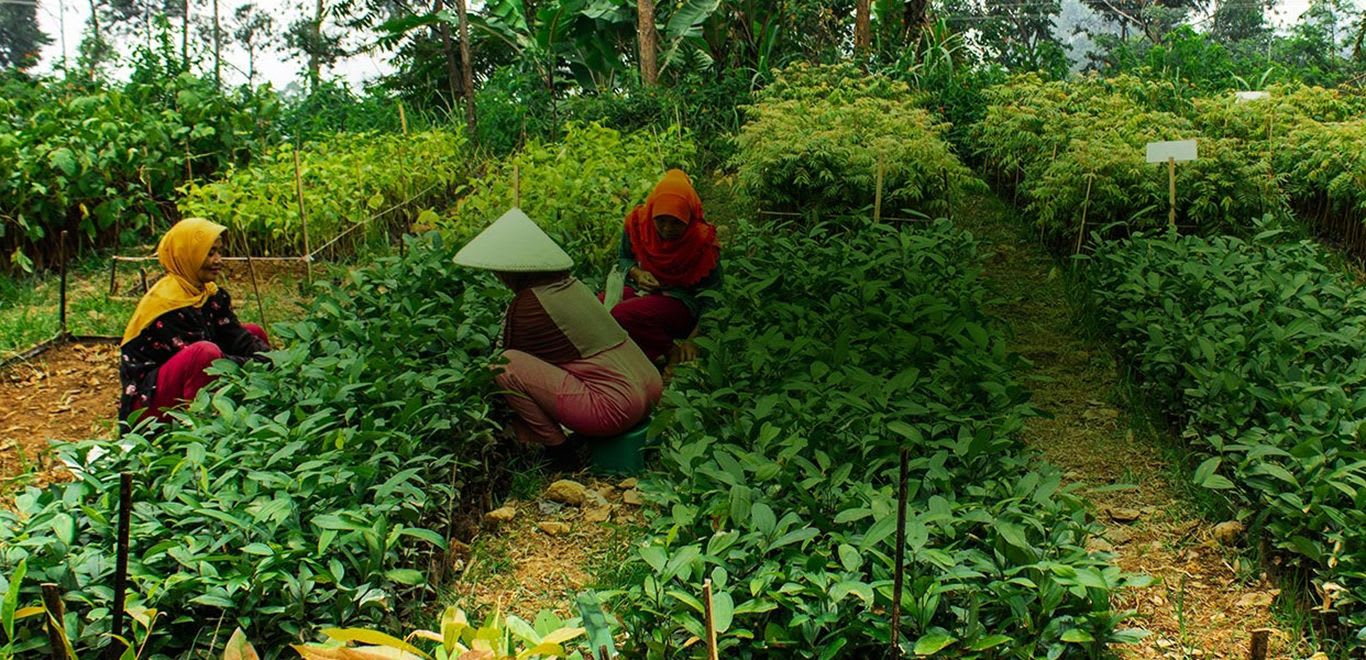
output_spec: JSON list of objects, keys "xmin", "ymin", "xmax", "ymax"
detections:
[
  {"xmin": 606, "ymin": 169, "xmax": 721, "ymax": 366},
  {"xmin": 119, "ymin": 218, "xmax": 270, "ymax": 424},
  {"xmin": 456, "ymin": 208, "xmax": 663, "ymax": 452}
]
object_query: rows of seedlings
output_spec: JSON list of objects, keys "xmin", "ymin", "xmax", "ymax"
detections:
[
  {"xmin": 1081, "ymin": 228, "xmax": 1366, "ymax": 649},
  {"xmin": 0, "ymin": 125, "xmax": 697, "ymax": 656},
  {"xmin": 611, "ymin": 218, "xmax": 1148, "ymax": 657}
]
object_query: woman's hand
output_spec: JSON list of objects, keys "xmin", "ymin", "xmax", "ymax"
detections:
[
  {"xmin": 671, "ymin": 339, "xmax": 698, "ymax": 364},
  {"xmin": 631, "ymin": 267, "xmax": 661, "ymax": 293}
]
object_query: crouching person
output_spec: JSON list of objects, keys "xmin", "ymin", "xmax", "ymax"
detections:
[
  {"xmin": 120, "ymin": 218, "xmax": 270, "ymax": 425},
  {"xmin": 454, "ymin": 209, "xmax": 662, "ymax": 455}
]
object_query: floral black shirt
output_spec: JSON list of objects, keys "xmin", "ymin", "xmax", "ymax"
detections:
[{"xmin": 119, "ymin": 288, "xmax": 269, "ymax": 421}]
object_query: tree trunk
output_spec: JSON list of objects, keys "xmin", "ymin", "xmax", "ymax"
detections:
[
  {"xmin": 181, "ymin": 0, "xmax": 189, "ymax": 69},
  {"xmin": 435, "ymin": 0, "xmax": 460, "ymax": 111},
  {"xmin": 904, "ymin": 0, "xmax": 928, "ymax": 43},
  {"xmin": 455, "ymin": 0, "xmax": 477, "ymax": 136},
  {"xmin": 855, "ymin": 0, "xmax": 871, "ymax": 53},
  {"xmin": 310, "ymin": 0, "xmax": 323, "ymax": 90},
  {"xmin": 636, "ymin": 0, "xmax": 658, "ymax": 85},
  {"xmin": 212, "ymin": 0, "xmax": 221, "ymax": 87}
]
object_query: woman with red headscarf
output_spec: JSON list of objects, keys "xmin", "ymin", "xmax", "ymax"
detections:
[{"xmin": 608, "ymin": 169, "xmax": 722, "ymax": 365}]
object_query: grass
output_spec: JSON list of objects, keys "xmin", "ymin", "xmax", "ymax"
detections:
[{"xmin": 0, "ymin": 249, "xmax": 365, "ymax": 358}]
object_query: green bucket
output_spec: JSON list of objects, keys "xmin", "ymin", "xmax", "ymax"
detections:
[{"xmin": 588, "ymin": 421, "xmax": 654, "ymax": 476}]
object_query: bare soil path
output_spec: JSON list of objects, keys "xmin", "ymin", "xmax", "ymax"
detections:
[{"xmin": 957, "ymin": 191, "xmax": 1306, "ymax": 658}]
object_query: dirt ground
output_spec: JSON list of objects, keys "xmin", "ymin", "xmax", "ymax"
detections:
[
  {"xmin": 445, "ymin": 475, "xmax": 644, "ymax": 622},
  {"xmin": 959, "ymin": 192, "xmax": 1306, "ymax": 658},
  {"xmin": 0, "ymin": 342, "xmax": 118, "ymax": 494}
]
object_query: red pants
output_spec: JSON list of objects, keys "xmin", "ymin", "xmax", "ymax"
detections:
[
  {"xmin": 495, "ymin": 340, "xmax": 662, "ymax": 446},
  {"xmin": 600, "ymin": 287, "xmax": 696, "ymax": 362},
  {"xmin": 145, "ymin": 324, "xmax": 268, "ymax": 419}
]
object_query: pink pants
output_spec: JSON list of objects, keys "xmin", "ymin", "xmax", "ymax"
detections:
[
  {"xmin": 145, "ymin": 324, "xmax": 268, "ymax": 419},
  {"xmin": 495, "ymin": 340, "xmax": 663, "ymax": 446},
  {"xmin": 600, "ymin": 287, "xmax": 697, "ymax": 363}
]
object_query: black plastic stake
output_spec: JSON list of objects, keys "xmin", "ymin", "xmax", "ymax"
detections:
[
  {"xmin": 108, "ymin": 472, "xmax": 133, "ymax": 659},
  {"xmin": 58, "ymin": 231, "xmax": 68, "ymax": 339},
  {"xmin": 889, "ymin": 447, "xmax": 909, "ymax": 660}
]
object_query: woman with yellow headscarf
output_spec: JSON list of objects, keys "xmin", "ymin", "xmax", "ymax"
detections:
[{"xmin": 119, "ymin": 218, "xmax": 270, "ymax": 423}]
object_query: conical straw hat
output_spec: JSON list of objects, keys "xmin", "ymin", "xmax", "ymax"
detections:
[{"xmin": 453, "ymin": 208, "xmax": 574, "ymax": 272}]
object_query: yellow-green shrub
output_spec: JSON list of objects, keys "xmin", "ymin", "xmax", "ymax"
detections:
[{"xmin": 442, "ymin": 122, "xmax": 696, "ymax": 273}]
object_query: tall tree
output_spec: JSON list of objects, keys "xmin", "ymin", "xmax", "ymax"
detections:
[
  {"xmin": 637, "ymin": 0, "xmax": 657, "ymax": 84},
  {"xmin": 1079, "ymin": 0, "xmax": 1198, "ymax": 44},
  {"xmin": 231, "ymin": 2, "xmax": 272, "ymax": 84},
  {"xmin": 454, "ymin": 0, "xmax": 473, "ymax": 132},
  {"xmin": 0, "ymin": 0, "xmax": 52, "ymax": 69},
  {"xmin": 284, "ymin": 0, "xmax": 343, "ymax": 89},
  {"xmin": 1209, "ymin": 0, "xmax": 1270, "ymax": 45},
  {"xmin": 856, "ymin": 0, "xmax": 871, "ymax": 53}
]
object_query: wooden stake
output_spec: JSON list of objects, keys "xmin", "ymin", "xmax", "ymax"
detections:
[
  {"xmin": 240, "ymin": 231, "xmax": 267, "ymax": 329},
  {"xmin": 108, "ymin": 259, "xmax": 119, "ymax": 297},
  {"xmin": 58, "ymin": 231, "xmax": 68, "ymax": 339},
  {"xmin": 293, "ymin": 147, "xmax": 313, "ymax": 284},
  {"xmin": 1249, "ymin": 627, "xmax": 1272, "ymax": 659},
  {"xmin": 41, "ymin": 583, "xmax": 66, "ymax": 660},
  {"xmin": 398, "ymin": 101, "xmax": 409, "ymax": 136},
  {"xmin": 513, "ymin": 164, "xmax": 521, "ymax": 208},
  {"xmin": 873, "ymin": 158, "xmax": 884, "ymax": 223},
  {"xmin": 138, "ymin": 268, "xmax": 149, "ymax": 294},
  {"xmin": 1168, "ymin": 156, "xmax": 1177, "ymax": 230},
  {"xmin": 890, "ymin": 447, "xmax": 909, "ymax": 659},
  {"xmin": 702, "ymin": 579, "xmax": 718, "ymax": 660},
  {"xmin": 1075, "ymin": 175, "xmax": 1094, "ymax": 255},
  {"xmin": 108, "ymin": 472, "xmax": 133, "ymax": 660}
]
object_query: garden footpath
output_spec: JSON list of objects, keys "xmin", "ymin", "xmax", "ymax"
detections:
[{"xmin": 957, "ymin": 190, "xmax": 1297, "ymax": 657}]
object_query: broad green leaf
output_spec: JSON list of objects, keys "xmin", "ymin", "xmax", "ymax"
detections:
[{"xmin": 913, "ymin": 632, "xmax": 957, "ymax": 655}]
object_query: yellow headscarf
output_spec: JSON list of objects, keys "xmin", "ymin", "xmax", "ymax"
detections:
[{"xmin": 121, "ymin": 218, "xmax": 227, "ymax": 345}]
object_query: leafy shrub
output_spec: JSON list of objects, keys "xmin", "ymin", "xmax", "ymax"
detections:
[
  {"xmin": 1193, "ymin": 83, "xmax": 1366, "ymax": 145},
  {"xmin": 1083, "ymin": 226, "xmax": 1366, "ymax": 647},
  {"xmin": 0, "ymin": 67, "xmax": 279, "ymax": 272},
  {"xmin": 179, "ymin": 130, "xmax": 467, "ymax": 256},
  {"xmin": 1276, "ymin": 119, "xmax": 1366, "ymax": 219},
  {"xmin": 735, "ymin": 66, "xmax": 981, "ymax": 218},
  {"xmin": 974, "ymin": 74, "xmax": 1285, "ymax": 248},
  {"xmin": 0, "ymin": 233, "xmax": 507, "ymax": 656},
  {"xmin": 613, "ymin": 219, "xmax": 1147, "ymax": 657},
  {"xmin": 442, "ymin": 122, "xmax": 696, "ymax": 275}
]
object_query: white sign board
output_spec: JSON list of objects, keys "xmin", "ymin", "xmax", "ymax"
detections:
[
  {"xmin": 1235, "ymin": 90, "xmax": 1270, "ymax": 103},
  {"xmin": 1146, "ymin": 139, "xmax": 1198, "ymax": 164}
]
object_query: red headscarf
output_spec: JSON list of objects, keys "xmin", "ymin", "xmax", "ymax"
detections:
[{"xmin": 625, "ymin": 169, "xmax": 720, "ymax": 288}]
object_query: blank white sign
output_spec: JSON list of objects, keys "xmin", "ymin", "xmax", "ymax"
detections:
[
  {"xmin": 1235, "ymin": 91, "xmax": 1270, "ymax": 102},
  {"xmin": 1146, "ymin": 139, "xmax": 1198, "ymax": 163}
]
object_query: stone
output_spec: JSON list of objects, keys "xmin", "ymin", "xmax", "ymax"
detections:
[
  {"xmin": 622, "ymin": 489, "xmax": 643, "ymax": 506},
  {"xmin": 596, "ymin": 485, "xmax": 617, "ymax": 501},
  {"xmin": 538, "ymin": 521, "xmax": 571, "ymax": 536},
  {"xmin": 584, "ymin": 506, "xmax": 611, "ymax": 523},
  {"xmin": 617, "ymin": 477, "xmax": 639, "ymax": 489},
  {"xmin": 1212, "ymin": 520, "xmax": 1245, "ymax": 546},
  {"xmin": 1108, "ymin": 507, "xmax": 1142, "ymax": 523},
  {"xmin": 484, "ymin": 506, "xmax": 517, "ymax": 525},
  {"xmin": 1103, "ymin": 527, "xmax": 1134, "ymax": 545},
  {"xmin": 1086, "ymin": 538, "xmax": 1115, "ymax": 554},
  {"xmin": 1236, "ymin": 592, "xmax": 1276, "ymax": 609},
  {"xmin": 545, "ymin": 479, "xmax": 590, "ymax": 507},
  {"xmin": 538, "ymin": 500, "xmax": 566, "ymax": 516}
]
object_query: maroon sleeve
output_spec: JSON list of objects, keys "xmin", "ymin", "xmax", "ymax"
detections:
[{"xmin": 505, "ymin": 290, "xmax": 583, "ymax": 363}]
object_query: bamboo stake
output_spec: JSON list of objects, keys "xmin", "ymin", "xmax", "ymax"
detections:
[
  {"xmin": 58, "ymin": 231, "xmax": 68, "ymax": 339},
  {"xmin": 398, "ymin": 101, "xmax": 409, "ymax": 136},
  {"xmin": 138, "ymin": 268, "xmax": 149, "ymax": 294},
  {"xmin": 240, "ymin": 231, "xmax": 267, "ymax": 329},
  {"xmin": 108, "ymin": 472, "xmax": 133, "ymax": 660},
  {"xmin": 42, "ymin": 583, "xmax": 66, "ymax": 660},
  {"xmin": 873, "ymin": 158, "xmax": 884, "ymax": 223},
  {"xmin": 293, "ymin": 147, "xmax": 313, "ymax": 284},
  {"xmin": 513, "ymin": 163, "xmax": 521, "ymax": 208},
  {"xmin": 890, "ymin": 447, "xmax": 909, "ymax": 659},
  {"xmin": 1168, "ymin": 156, "xmax": 1177, "ymax": 230},
  {"xmin": 702, "ymin": 579, "xmax": 718, "ymax": 660},
  {"xmin": 108, "ymin": 259, "xmax": 119, "ymax": 297},
  {"xmin": 1075, "ymin": 175, "xmax": 1094, "ymax": 255}
]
